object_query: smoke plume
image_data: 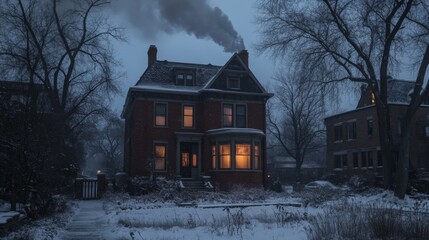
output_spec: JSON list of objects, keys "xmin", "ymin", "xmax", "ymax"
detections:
[{"xmin": 110, "ymin": 0, "xmax": 245, "ymax": 53}]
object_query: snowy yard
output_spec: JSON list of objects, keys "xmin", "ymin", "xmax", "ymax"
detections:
[{"xmin": 2, "ymin": 185, "xmax": 429, "ymax": 240}]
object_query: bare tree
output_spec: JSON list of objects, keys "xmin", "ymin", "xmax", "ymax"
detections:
[
  {"xmin": 0, "ymin": 0, "xmax": 123, "ymax": 210},
  {"xmin": 267, "ymin": 69, "xmax": 325, "ymax": 183},
  {"xmin": 257, "ymin": 0, "xmax": 429, "ymax": 198}
]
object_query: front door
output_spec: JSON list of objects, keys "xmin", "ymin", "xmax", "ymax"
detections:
[{"xmin": 180, "ymin": 142, "xmax": 198, "ymax": 178}]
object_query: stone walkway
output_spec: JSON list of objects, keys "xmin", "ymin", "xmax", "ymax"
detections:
[{"xmin": 60, "ymin": 200, "xmax": 107, "ymax": 240}]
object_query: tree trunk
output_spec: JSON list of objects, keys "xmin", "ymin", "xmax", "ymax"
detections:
[
  {"xmin": 395, "ymin": 118, "xmax": 412, "ymax": 199},
  {"xmin": 377, "ymin": 104, "xmax": 394, "ymax": 188}
]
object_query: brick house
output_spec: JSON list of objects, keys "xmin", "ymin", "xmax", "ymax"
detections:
[
  {"xmin": 325, "ymin": 79, "xmax": 429, "ymax": 182},
  {"xmin": 121, "ymin": 45, "xmax": 273, "ymax": 190}
]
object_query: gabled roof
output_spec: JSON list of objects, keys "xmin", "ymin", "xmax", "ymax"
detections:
[
  {"xmin": 385, "ymin": 79, "xmax": 415, "ymax": 104},
  {"xmin": 130, "ymin": 53, "xmax": 271, "ymax": 95}
]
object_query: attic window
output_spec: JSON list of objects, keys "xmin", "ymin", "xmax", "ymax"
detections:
[
  {"xmin": 370, "ymin": 92, "xmax": 376, "ymax": 104},
  {"xmin": 227, "ymin": 77, "xmax": 240, "ymax": 89},
  {"xmin": 175, "ymin": 72, "xmax": 195, "ymax": 86}
]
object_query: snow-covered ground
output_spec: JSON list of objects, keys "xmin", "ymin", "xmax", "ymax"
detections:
[{"xmin": 2, "ymin": 185, "xmax": 429, "ymax": 240}]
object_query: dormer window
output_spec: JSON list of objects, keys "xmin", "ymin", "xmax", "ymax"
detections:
[
  {"xmin": 227, "ymin": 77, "xmax": 240, "ymax": 89},
  {"xmin": 175, "ymin": 68, "xmax": 195, "ymax": 86}
]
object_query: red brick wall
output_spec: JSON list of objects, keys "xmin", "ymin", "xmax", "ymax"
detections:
[{"xmin": 326, "ymin": 105, "xmax": 429, "ymax": 178}]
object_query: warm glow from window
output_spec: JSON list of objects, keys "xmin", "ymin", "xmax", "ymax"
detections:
[
  {"xmin": 371, "ymin": 92, "xmax": 376, "ymax": 104},
  {"xmin": 181, "ymin": 152, "xmax": 189, "ymax": 167},
  {"xmin": 236, "ymin": 144, "xmax": 251, "ymax": 169},
  {"xmin": 183, "ymin": 105, "xmax": 194, "ymax": 128},
  {"xmin": 154, "ymin": 144, "xmax": 166, "ymax": 170},
  {"xmin": 155, "ymin": 103, "xmax": 166, "ymax": 126},
  {"xmin": 192, "ymin": 153, "xmax": 197, "ymax": 167},
  {"xmin": 211, "ymin": 145, "xmax": 217, "ymax": 169},
  {"xmin": 254, "ymin": 144, "xmax": 260, "ymax": 169},
  {"xmin": 223, "ymin": 104, "xmax": 233, "ymax": 127},
  {"xmin": 219, "ymin": 144, "xmax": 231, "ymax": 168}
]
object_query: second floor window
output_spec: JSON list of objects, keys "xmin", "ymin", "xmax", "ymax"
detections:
[
  {"xmin": 183, "ymin": 105, "xmax": 194, "ymax": 128},
  {"xmin": 347, "ymin": 121, "xmax": 357, "ymax": 140},
  {"xmin": 367, "ymin": 118, "xmax": 373, "ymax": 136},
  {"xmin": 155, "ymin": 103, "xmax": 167, "ymax": 126},
  {"xmin": 334, "ymin": 125, "xmax": 342, "ymax": 142},
  {"xmin": 223, "ymin": 104, "xmax": 246, "ymax": 128}
]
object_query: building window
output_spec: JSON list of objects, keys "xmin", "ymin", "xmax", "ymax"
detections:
[
  {"xmin": 154, "ymin": 144, "xmax": 166, "ymax": 170},
  {"xmin": 223, "ymin": 104, "xmax": 233, "ymax": 127},
  {"xmin": 176, "ymin": 73, "xmax": 195, "ymax": 86},
  {"xmin": 425, "ymin": 126, "xmax": 429, "ymax": 137},
  {"xmin": 235, "ymin": 143, "xmax": 251, "ymax": 169},
  {"xmin": 361, "ymin": 152, "xmax": 367, "ymax": 168},
  {"xmin": 367, "ymin": 118, "xmax": 373, "ymax": 136},
  {"xmin": 155, "ymin": 103, "xmax": 167, "ymax": 126},
  {"xmin": 334, "ymin": 153, "xmax": 347, "ymax": 169},
  {"xmin": 334, "ymin": 125, "xmax": 343, "ymax": 142},
  {"xmin": 227, "ymin": 77, "xmax": 240, "ymax": 89},
  {"xmin": 377, "ymin": 150, "xmax": 383, "ymax": 167},
  {"xmin": 219, "ymin": 144, "xmax": 231, "ymax": 169},
  {"xmin": 181, "ymin": 152, "xmax": 189, "ymax": 167},
  {"xmin": 254, "ymin": 144, "xmax": 260, "ymax": 169},
  {"xmin": 211, "ymin": 145, "xmax": 217, "ymax": 169},
  {"xmin": 176, "ymin": 74, "xmax": 184, "ymax": 85},
  {"xmin": 192, "ymin": 153, "xmax": 197, "ymax": 168},
  {"xmin": 368, "ymin": 151, "xmax": 373, "ymax": 168},
  {"xmin": 223, "ymin": 104, "xmax": 247, "ymax": 128},
  {"xmin": 370, "ymin": 92, "xmax": 376, "ymax": 104},
  {"xmin": 236, "ymin": 105, "xmax": 246, "ymax": 128},
  {"xmin": 183, "ymin": 105, "xmax": 194, "ymax": 128},
  {"xmin": 353, "ymin": 152, "xmax": 359, "ymax": 168},
  {"xmin": 347, "ymin": 121, "xmax": 357, "ymax": 140}
]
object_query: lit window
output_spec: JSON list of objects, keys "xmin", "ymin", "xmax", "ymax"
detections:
[
  {"xmin": 219, "ymin": 144, "xmax": 231, "ymax": 169},
  {"xmin": 334, "ymin": 125, "xmax": 342, "ymax": 141},
  {"xmin": 211, "ymin": 145, "xmax": 217, "ymax": 169},
  {"xmin": 183, "ymin": 105, "xmax": 194, "ymax": 128},
  {"xmin": 370, "ymin": 92, "xmax": 376, "ymax": 104},
  {"xmin": 254, "ymin": 144, "xmax": 260, "ymax": 169},
  {"xmin": 236, "ymin": 105, "xmax": 246, "ymax": 128},
  {"xmin": 223, "ymin": 104, "xmax": 233, "ymax": 127},
  {"xmin": 181, "ymin": 152, "xmax": 189, "ymax": 167},
  {"xmin": 154, "ymin": 144, "xmax": 166, "ymax": 170},
  {"xmin": 155, "ymin": 103, "xmax": 167, "ymax": 126},
  {"xmin": 227, "ymin": 77, "xmax": 240, "ymax": 89},
  {"xmin": 192, "ymin": 153, "xmax": 197, "ymax": 168},
  {"xmin": 235, "ymin": 143, "xmax": 251, "ymax": 169},
  {"xmin": 347, "ymin": 121, "xmax": 356, "ymax": 140}
]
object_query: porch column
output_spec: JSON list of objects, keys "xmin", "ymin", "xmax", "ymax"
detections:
[{"xmin": 176, "ymin": 140, "xmax": 180, "ymax": 176}]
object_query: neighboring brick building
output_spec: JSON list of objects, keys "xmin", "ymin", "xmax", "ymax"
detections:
[
  {"xmin": 121, "ymin": 45, "xmax": 272, "ymax": 190},
  {"xmin": 325, "ymin": 79, "xmax": 429, "ymax": 181}
]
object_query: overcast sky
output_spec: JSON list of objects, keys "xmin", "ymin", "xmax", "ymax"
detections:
[{"xmin": 109, "ymin": 0, "xmax": 280, "ymax": 113}]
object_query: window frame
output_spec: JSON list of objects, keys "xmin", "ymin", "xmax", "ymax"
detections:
[
  {"xmin": 154, "ymin": 102, "xmax": 167, "ymax": 127},
  {"xmin": 253, "ymin": 143, "xmax": 261, "ymax": 170},
  {"xmin": 222, "ymin": 103, "xmax": 247, "ymax": 128},
  {"xmin": 182, "ymin": 104, "xmax": 195, "ymax": 128},
  {"xmin": 235, "ymin": 142, "xmax": 251, "ymax": 169},
  {"xmin": 347, "ymin": 120, "xmax": 357, "ymax": 140},
  {"xmin": 153, "ymin": 143, "xmax": 167, "ymax": 171},
  {"xmin": 219, "ymin": 143, "xmax": 232, "ymax": 169},
  {"xmin": 334, "ymin": 124, "xmax": 343, "ymax": 142},
  {"xmin": 367, "ymin": 118, "xmax": 373, "ymax": 137},
  {"xmin": 227, "ymin": 77, "xmax": 240, "ymax": 90}
]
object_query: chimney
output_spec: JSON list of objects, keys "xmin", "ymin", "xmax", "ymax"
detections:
[
  {"xmin": 238, "ymin": 49, "xmax": 248, "ymax": 67},
  {"xmin": 147, "ymin": 45, "xmax": 157, "ymax": 67}
]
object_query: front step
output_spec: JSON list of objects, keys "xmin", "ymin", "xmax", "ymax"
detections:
[{"xmin": 180, "ymin": 179, "xmax": 214, "ymax": 191}]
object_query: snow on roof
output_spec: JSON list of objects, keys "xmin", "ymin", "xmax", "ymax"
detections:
[
  {"xmin": 136, "ymin": 60, "xmax": 222, "ymax": 91},
  {"xmin": 206, "ymin": 128, "xmax": 265, "ymax": 136}
]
